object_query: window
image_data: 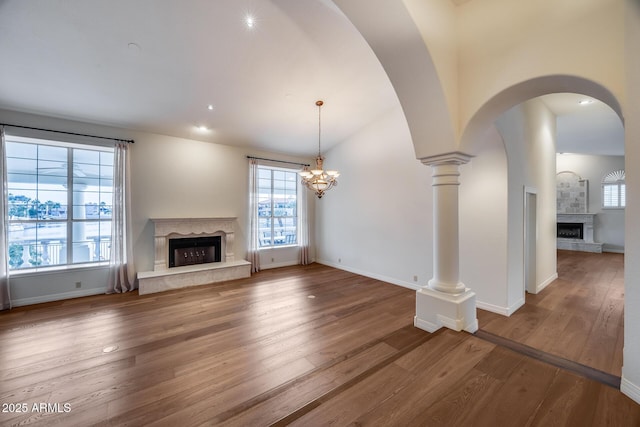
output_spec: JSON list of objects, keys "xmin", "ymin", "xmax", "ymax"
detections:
[
  {"xmin": 602, "ymin": 170, "xmax": 625, "ymax": 209},
  {"xmin": 257, "ymin": 166, "xmax": 297, "ymax": 248},
  {"xmin": 6, "ymin": 135, "xmax": 114, "ymax": 270}
]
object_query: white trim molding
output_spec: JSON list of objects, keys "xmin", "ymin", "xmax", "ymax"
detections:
[
  {"xmin": 317, "ymin": 259, "xmax": 421, "ymax": 291},
  {"xmin": 419, "ymin": 151, "xmax": 474, "ymax": 166},
  {"xmin": 415, "ymin": 287, "xmax": 478, "ymax": 333},
  {"xmin": 621, "ymin": 376, "xmax": 640, "ymax": 404},
  {"xmin": 476, "ymin": 297, "xmax": 525, "ymax": 317},
  {"xmin": 11, "ymin": 287, "xmax": 105, "ymax": 307},
  {"xmin": 537, "ymin": 272, "xmax": 558, "ymax": 293}
]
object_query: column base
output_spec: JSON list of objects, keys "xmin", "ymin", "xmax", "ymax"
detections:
[{"xmin": 414, "ymin": 287, "xmax": 478, "ymax": 333}]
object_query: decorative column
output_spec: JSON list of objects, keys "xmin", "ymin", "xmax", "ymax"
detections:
[{"xmin": 414, "ymin": 152, "xmax": 478, "ymax": 333}]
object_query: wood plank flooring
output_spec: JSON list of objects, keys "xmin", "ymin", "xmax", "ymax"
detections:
[
  {"xmin": 478, "ymin": 250, "xmax": 625, "ymax": 377},
  {"xmin": 0, "ymin": 255, "xmax": 637, "ymax": 426}
]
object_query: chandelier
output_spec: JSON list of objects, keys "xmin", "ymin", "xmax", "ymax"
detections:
[{"xmin": 299, "ymin": 100, "xmax": 340, "ymax": 198}]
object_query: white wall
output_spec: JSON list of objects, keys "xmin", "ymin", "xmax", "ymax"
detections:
[
  {"xmin": 456, "ymin": 0, "xmax": 624, "ymax": 132},
  {"xmin": 315, "ymin": 106, "xmax": 432, "ymax": 289},
  {"xmin": 495, "ymin": 98, "xmax": 557, "ymax": 311},
  {"xmin": 528, "ymin": 100, "xmax": 559, "ymax": 296},
  {"xmin": 556, "ymin": 153, "xmax": 625, "ymax": 252},
  {"xmin": 460, "ymin": 126, "xmax": 509, "ymax": 314},
  {"xmin": 1, "ymin": 108, "xmax": 313, "ymax": 305},
  {"xmin": 622, "ymin": 0, "xmax": 640, "ymax": 403}
]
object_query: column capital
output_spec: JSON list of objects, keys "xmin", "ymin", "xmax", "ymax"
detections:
[{"xmin": 419, "ymin": 151, "xmax": 474, "ymax": 166}]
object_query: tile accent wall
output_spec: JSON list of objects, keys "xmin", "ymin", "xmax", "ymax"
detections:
[{"xmin": 557, "ymin": 171, "xmax": 588, "ymax": 214}]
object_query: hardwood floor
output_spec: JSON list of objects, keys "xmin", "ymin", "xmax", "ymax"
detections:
[
  {"xmin": 1, "ymin": 256, "xmax": 637, "ymax": 426},
  {"xmin": 478, "ymin": 250, "xmax": 625, "ymax": 377}
]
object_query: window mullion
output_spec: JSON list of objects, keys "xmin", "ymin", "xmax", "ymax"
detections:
[
  {"xmin": 619, "ymin": 183, "xmax": 623, "ymax": 207},
  {"xmin": 271, "ymin": 170, "xmax": 275, "ymax": 246},
  {"xmin": 66, "ymin": 148, "xmax": 73, "ymax": 263}
]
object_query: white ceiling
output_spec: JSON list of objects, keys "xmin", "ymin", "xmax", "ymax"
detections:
[
  {"xmin": 0, "ymin": 0, "xmax": 399, "ymax": 157},
  {"xmin": 541, "ymin": 93, "xmax": 624, "ymax": 156},
  {"xmin": 0, "ymin": 1, "xmax": 624, "ymax": 157}
]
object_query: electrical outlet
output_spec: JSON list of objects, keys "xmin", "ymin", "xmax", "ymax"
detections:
[
  {"xmin": 271, "ymin": 257, "xmax": 274, "ymax": 262},
  {"xmin": 338, "ymin": 258, "xmax": 342, "ymax": 263},
  {"xmin": 75, "ymin": 281, "xmax": 82, "ymax": 288},
  {"xmin": 413, "ymin": 275, "xmax": 418, "ymax": 282}
]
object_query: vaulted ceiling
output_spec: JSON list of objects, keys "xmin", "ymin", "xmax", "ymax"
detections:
[
  {"xmin": 0, "ymin": 0, "xmax": 624, "ymax": 157},
  {"xmin": 0, "ymin": 0, "xmax": 399, "ymax": 157}
]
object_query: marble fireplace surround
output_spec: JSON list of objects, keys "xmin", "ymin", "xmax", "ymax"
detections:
[{"xmin": 137, "ymin": 217, "xmax": 251, "ymax": 295}]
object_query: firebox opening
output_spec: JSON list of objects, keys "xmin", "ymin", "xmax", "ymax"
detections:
[
  {"xmin": 169, "ymin": 236, "xmax": 222, "ymax": 268},
  {"xmin": 557, "ymin": 222, "xmax": 584, "ymax": 239}
]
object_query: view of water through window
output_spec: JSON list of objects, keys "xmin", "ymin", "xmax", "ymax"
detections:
[{"xmin": 6, "ymin": 136, "xmax": 114, "ymax": 270}]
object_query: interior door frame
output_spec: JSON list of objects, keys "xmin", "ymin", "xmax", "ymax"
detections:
[{"xmin": 524, "ymin": 186, "xmax": 538, "ymax": 295}]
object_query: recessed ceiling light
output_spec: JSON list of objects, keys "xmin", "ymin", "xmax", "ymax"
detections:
[
  {"xmin": 246, "ymin": 16, "xmax": 255, "ymax": 28},
  {"xmin": 196, "ymin": 125, "xmax": 210, "ymax": 132},
  {"xmin": 579, "ymin": 99, "xmax": 593, "ymax": 105},
  {"xmin": 207, "ymin": 104, "xmax": 214, "ymax": 111}
]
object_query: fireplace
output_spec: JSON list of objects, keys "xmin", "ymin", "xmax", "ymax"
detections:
[
  {"xmin": 137, "ymin": 217, "xmax": 251, "ymax": 295},
  {"xmin": 148, "ymin": 217, "xmax": 237, "ymax": 271},
  {"xmin": 556, "ymin": 213, "xmax": 602, "ymax": 253},
  {"xmin": 169, "ymin": 236, "xmax": 221, "ymax": 267},
  {"xmin": 557, "ymin": 223, "xmax": 583, "ymax": 239}
]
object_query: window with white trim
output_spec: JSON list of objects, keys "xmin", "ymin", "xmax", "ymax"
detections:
[
  {"xmin": 6, "ymin": 135, "xmax": 114, "ymax": 270},
  {"xmin": 257, "ymin": 166, "xmax": 297, "ymax": 248},
  {"xmin": 602, "ymin": 170, "xmax": 625, "ymax": 209}
]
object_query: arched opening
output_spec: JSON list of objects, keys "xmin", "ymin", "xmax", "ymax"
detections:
[{"xmin": 460, "ymin": 76, "xmax": 625, "ymax": 378}]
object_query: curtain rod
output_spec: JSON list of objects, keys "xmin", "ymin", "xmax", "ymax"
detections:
[
  {"xmin": 247, "ymin": 155, "xmax": 309, "ymax": 167},
  {"xmin": 0, "ymin": 123, "xmax": 135, "ymax": 144}
]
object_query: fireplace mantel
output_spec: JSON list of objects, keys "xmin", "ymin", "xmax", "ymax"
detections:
[{"xmin": 151, "ymin": 217, "xmax": 236, "ymax": 238}]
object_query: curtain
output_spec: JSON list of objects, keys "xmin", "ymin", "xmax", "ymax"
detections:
[
  {"xmin": 0, "ymin": 128, "xmax": 11, "ymax": 310},
  {"xmin": 298, "ymin": 172, "xmax": 310, "ymax": 265},
  {"xmin": 247, "ymin": 159, "xmax": 261, "ymax": 272},
  {"xmin": 108, "ymin": 143, "xmax": 136, "ymax": 293}
]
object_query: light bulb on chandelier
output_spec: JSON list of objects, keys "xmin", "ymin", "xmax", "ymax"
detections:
[{"xmin": 299, "ymin": 100, "xmax": 340, "ymax": 198}]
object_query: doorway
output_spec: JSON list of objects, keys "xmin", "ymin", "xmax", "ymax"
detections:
[{"xmin": 524, "ymin": 187, "xmax": 537, "ymax": 295}]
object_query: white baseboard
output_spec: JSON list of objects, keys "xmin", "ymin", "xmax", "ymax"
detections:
[
  {"xmin": 476, "ymin": 296, "xmax": 525, "ymax": 317},
  {"xmin": 316, "ymin": 259, "xmax": 421, "ymax": 291},
  {"xmin": 604, "ymin": 247, "xmax": 625, "ymax": 254},
  {"xmin": 621, "ymin": 375, "xmax": 640, "ymax": 404},
  {"xmin": 414, "ymin": 316, "xmax": 439, "ymax": 333},
  {"xmin": 415, "ymin": 315, "xmax": 477, "ymax": 333},
  {"xmin": 11, "ymin": 288, "xmax": 106, "ymax": 307},
  {"xmin": 259, "ymin": 260, "xmax": 300, "ymax": 270},
  {"xmin": 536, "ymin": 272, "xmax": 558, "ymax": 293},
  {"xmin": 476, "ymin": 301, "xmax": 509, "ymax": 316},
  {"xmin": 507, "ymin": 297, "xmax": 526, "ymax": 316}
]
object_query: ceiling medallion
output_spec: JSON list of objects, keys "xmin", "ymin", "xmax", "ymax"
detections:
[{"xmin": 299, "ymin": 100, "xmax": 340, "ymax": 198}]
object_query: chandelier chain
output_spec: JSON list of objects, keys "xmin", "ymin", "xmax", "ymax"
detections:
[
  {"xmin": 317, "ymin": 100, "xmax": 323, "ymax": 157},
  {"xmin": 299, "ymin": 99, "xmax": 339, "ymax": 198}
]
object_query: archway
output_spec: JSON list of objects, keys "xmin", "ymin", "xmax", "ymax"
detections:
[
  {"xmin": 459, "ymin": 75, "xmax": 623, "ymax": 311},
  {"xmin": 460, "ymin": 76, "xmax": 625, "ymax": 378},
  {"xmin": 331, "ymin": 0, "xmax": 457, "ymax": 159}
]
